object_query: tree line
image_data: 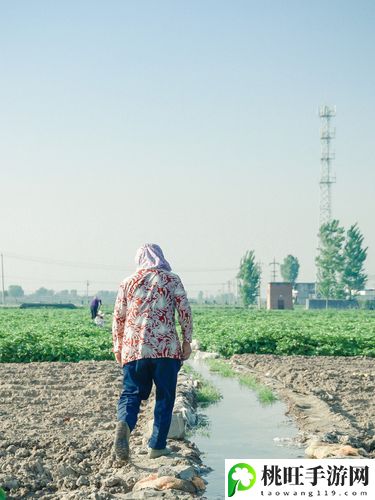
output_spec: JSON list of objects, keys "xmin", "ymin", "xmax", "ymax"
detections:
[
  {"xmin": 237, "ymin": 220, "xmax": 368, "ymax": 305},
  {"xmin": 3, "ymin": 287, "xmax": 117, "ymax": 305}
]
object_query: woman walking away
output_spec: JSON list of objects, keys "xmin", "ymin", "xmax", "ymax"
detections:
[{"xmin": 112, "ymin": 244, "xmax": 193, "ymax": 460}]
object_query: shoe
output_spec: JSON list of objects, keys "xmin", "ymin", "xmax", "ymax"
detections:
[
  {"xmin": 148, "ymin": 447, "xmax": 172, "ymax": 459},
  {"xmin": 114, "ymin": 421, "xmax": 131, "ymax": 460}
]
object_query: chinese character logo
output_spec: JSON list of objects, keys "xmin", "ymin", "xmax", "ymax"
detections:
[{"xmin": 228, "ymin": 463, "xmax": 256, "ymax": 497}]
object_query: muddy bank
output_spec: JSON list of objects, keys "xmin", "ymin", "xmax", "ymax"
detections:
[
  {"xmin": 230, "ymin": 354, "xmax": 375, "ymax": 457},
  {"xmin": 0, "ymin": 361, "xmax": 206, "ymax": 499}
]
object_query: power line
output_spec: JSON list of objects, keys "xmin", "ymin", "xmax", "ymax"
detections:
[
  {"xmin": 4, "ymin": 252, "xmax": 374, "ymax": 292},
  {"xmin": 3, "ymin": 251, "xmax": 238, "ymax": 273},
  {"xmin": 2, "ymin": 251, "xmax": 240, "ymax": 295},
  {"xmin": 269, "ymin": 258, "xmax": 280, "ymax": 282},
  {"xmin": 4, "ymin": 252, "xmax": 130, "ymax": 271},
  {"xmin": 2, "ymin": 269, "xmax": 232, "ymax": 290},
  {"xmin": 5, "ymin": 275, "xmax": 227, "ymax": 288}
]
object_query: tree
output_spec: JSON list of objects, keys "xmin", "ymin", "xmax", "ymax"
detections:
[
  {"xmin": 8, "ymin": 285, "xmax": 24, "ymax": 300},
  {"xmin": 280, "ymin": 255, "xmax": 300, "ymax": 286},
  {"xmin": 237, "ymin": 250, "xmax": 261, "ymax": 306},
  {"xmin": 341, "ymin": 223, "xmax": 368, "ymax": 298},
  {"xmin": 316, "ymin": 219, "xmax": 345, "ymax": 299}
]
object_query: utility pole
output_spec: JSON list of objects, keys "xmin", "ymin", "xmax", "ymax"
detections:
[
  {"xmin": 86, "ymin": 280, "xmax": 90, "ymax": 304},
  {"xmin": 1, "ymin": 253, "xmax": 5, "ymax": 305},
  {"xmin": 269, "ymin": 258, "xmax": 280, "ymax": 282},
  {"xmin": 257, "ymin": 261, "xmax": 263, "ymax": 309},
  {"xmin": 232, "ymin": 278, "xmax": 237, "ymax": 304}
]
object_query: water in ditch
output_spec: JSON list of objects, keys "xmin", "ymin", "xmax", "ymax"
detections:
[{"xmin": 188, "ymin": 358, "xmax": 304, "ymax": 499}]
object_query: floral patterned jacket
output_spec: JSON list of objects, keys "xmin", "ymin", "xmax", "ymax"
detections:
[{"xmin": 112, "ymin": 268, "xmax": 193, "ymax": 365}]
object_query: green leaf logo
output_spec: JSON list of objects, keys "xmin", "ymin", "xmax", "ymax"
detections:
[{"xmin": 228, "ymin": 463, "xmax": 256, "ymax": 497}]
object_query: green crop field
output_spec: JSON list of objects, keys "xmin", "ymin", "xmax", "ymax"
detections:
[
  {"xmin": 193, "ymin": 307, "xmax": 375, "ymax": 357},
  {"xmin": 0, "ymin": 306, "xmax": 374, "ymax": 363},
  {"xmin": 0, "ymin": 308, "xmax": 113, "ymax": 363}
]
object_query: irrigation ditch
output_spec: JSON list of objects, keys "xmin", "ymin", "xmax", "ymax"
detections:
[
  {"xmin": 185, "ymin": 347, "xmax": 374, "ymax": 498},
  {"xmin": 186, "ymin": 352, "xmax": 304, "ymax": 499}
]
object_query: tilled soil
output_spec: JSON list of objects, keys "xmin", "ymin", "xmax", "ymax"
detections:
[
  {"xmin": 230, "ymin": 354, "xmax": 375, "ymax": 456},
  {"xmin": 0, "ymin": 361, "xmax": 204, "ymax": 499},
  {"xmin": 2, "ymin": 355, "xmax": 374, "ymax": 497}
]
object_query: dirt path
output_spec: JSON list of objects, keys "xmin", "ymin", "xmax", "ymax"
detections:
[
  {"xmin": 0, "ymin": 361, "xmax": 206, "ymax": 499},
  {"xmin": 230, "ymin": 354, "xmax": 375, "ymax": 457}
]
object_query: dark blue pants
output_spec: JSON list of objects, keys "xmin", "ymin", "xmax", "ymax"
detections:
[
  {"xmin": 90, "ymin": 305, "xmax": 98, "ymax": 319},
  {"xmin": 118, "ymin": 358, "xmax": 181, "ymax": 449}
]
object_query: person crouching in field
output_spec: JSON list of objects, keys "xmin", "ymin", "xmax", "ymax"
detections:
[
  {"xmin": 90, "ymin": 295, "xmax": 102, "ymax": 320},
  {"xmin": 112, "ymin": 243, "xmax": 192, "ymax": 460}
]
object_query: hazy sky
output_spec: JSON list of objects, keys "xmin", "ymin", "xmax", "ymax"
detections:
[{"xmin": 1, "ymin": 0, "xmax": 374, "ymax": 297}]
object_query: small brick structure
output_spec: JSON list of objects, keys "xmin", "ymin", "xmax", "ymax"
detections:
[{"xmin": 267, "ymin": 282, "xmax": 293, "ymax": 310}]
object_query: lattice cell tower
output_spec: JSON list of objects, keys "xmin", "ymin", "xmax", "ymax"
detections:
[{"xmin": 319, "ymin": 105, "xmax": 336, "ymax": 226}]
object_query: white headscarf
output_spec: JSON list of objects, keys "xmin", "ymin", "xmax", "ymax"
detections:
[{"xmin": 135, "ymin": 243, "xmax": 172, "ymax": 272}]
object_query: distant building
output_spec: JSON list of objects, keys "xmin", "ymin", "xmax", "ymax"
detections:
[
  {"xmin": 294, "ymin": 282, "xmax": 316, "ymax": 305},
  {"xmin": 267, "ymin": 283, "xmax": 293, "ymax": 310},
  {"xmin": 358, "ymin": 289, "xmax": 375, "ymax": 298}
]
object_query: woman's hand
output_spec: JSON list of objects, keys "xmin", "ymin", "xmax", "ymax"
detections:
[
  {"xmin": 182, "ymin": 341, "xmax": 192, "ymax": 360},
  {"xmin": 115, "ymin": 352, "xmax": 122, "ymax": 365}
]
